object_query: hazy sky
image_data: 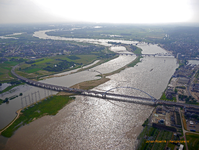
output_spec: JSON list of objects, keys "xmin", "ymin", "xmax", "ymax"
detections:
[{"xmin": 0, "ymin": 0, "xmax": 199, "ymax": 24}]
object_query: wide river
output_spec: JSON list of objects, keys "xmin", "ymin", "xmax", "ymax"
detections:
[{"xmin": 1, "ymin": 30, "xmax": 178, "ymax": 150}]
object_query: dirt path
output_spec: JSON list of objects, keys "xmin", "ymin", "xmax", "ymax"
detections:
[
  {"xmin": 151, "ymin": 131, "xmax": 161, "ymax": 150},
  {"xmin": 0, "ymin": 108, "xmax": 22, "ymax": 135}
]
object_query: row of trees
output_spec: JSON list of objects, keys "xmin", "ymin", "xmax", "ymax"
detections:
[
  {"xmin": 178, "ymin": 94, "xmax": 197, "ymax": 104},
  {"xmin": 44, "ymin": 60, "xmax": 81, "ymax": 72},
  {"xmin": 0, "ymin": 93, "xmax": 23, "ymax": 105}
]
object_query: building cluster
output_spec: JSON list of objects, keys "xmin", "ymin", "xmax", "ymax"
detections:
[
  {"xmin": 152, "ymin": 106, "xmax": 182, "ymax": 129},
  {"xmin": 160, "ymin": 60, "xmax": 199, "ymax": 135},
  {"xmin": 159, "ymin": 27, "xmax": 199, "ymax": 60},
  {"xmin": 173, "ymin": 64, "xmax": 194, "ymax": 78},
  {"xmin": 192, "ymin": 83, "xmax": 199, "ymax": 92},
  {"xmin": 165, "ymin": 64, "xmax": 199, "ymax": 101},
  {"xmin": 165, "ymin": 86, "xmax": 176, "ymax": 100},
  {"xmin": 0, "ymin": 40, "xmax": 104, "ymax": 60},
  {"xmin": 184, "ymin": 107, "xmax": 199, "ymax": 132}
]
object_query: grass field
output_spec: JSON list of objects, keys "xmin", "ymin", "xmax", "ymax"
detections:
[
  {"xmin": 1, "ymin": 95, "xmax": 74, "ymax": 138},
  {"xmin": 33, "ymin": 58, "xmax": 54, "ymax": 65},
  {"xmin": 133, "ymin": 47, "xmax": 142, "ymax": 55},
  {"xmin": 186, "ymin": 133, "xmax": 199, "ymax": 150},
  {"xmin": 17, "ymin": 54, "xmax": 100, "ymax": 78},
  {"xmin": 23, "ymin": 67, "xmax": 42, "ymax": 73},
  {"xmin": 127, "ymin": 56, "xmax": 142, "ymax": 67},
  {"xmin": 0, "ymin": 61, "xmax": 19, "ymax": 81},
  {"xmin": 160, "ymin": 93, "xmax": 176, "ymax": 102},
  {"xmin": 137, "ymin": 126, "xmax": 176, "ymax": 150}
]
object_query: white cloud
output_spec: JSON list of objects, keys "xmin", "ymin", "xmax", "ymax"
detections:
[
  {"xmin": 0, "ymin": 0, "xmax": 72, "ymax": 24},
  {"xmin": 0, "ymin": 0, "xmax": 197, "ymax": 24},
  {"xmin": 31, "ymin": 0, "xmax": 193, "ymax": 23}
]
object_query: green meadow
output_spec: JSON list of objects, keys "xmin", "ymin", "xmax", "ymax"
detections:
[{"xmin": 1, "ymin": 95, "xmax": 74, "ymax": 138}]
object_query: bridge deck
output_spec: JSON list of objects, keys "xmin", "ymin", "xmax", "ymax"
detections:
[{"xmin": 11, "ymin": 65, "xmax": 199, "ymax": 109}]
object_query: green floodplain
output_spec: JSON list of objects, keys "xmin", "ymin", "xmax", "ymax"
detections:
[
  {"xmin": 186, "ymin": 133, "xmax": 199, "ymax": 150},
  {"xmin": 137, "ymin": 120, "xmax": 199, "ymax": 150},
  {"xmin": 1, "ymin": 95, "xmax": 75, "ymax": 138},
  {"xmin": 0, "ymin": 60, "xmax": 22, "ymax": 81},
  {"xmin": 0, "ymin": 49, "xmax": 116, "ymax": 81},
  {"xmin": 137, "ymin": 126, "xmax": 174, "ymax": 150}
]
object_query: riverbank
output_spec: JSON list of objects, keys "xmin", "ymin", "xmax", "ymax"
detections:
[
  {"xmin": 1, "ymin": 95, "xmax": 74, "ymax": 138},
  {"xmin": 0, "ymin": 108, "xmax": 22, "ymax": 135},
  {"xmin": 40, "ymin": 54, "xmax": 118, "ymax": 80},
  {"xmin": 0, "ymin": 82, "xmax": 23, "ymax": 94},
  {"xmin": 104, "ymin": 56, "xmax": 142, "ymax": 76}
]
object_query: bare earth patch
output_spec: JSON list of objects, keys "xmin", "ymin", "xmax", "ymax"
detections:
[{"xmin": 71, "ymin": 77, "xmax": 110, "ymax": 90}]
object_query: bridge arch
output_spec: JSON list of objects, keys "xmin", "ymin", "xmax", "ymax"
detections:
[{"xmin": 102, "ymin": 86, "xmax": 156, "ymax": 102}]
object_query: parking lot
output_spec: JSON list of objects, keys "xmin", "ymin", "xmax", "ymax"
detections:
[{"xmin": 186, "ymin": 120, "xmax": 199, "ymax": 132}]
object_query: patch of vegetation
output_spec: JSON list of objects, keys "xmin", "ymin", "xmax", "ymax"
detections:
[
  {"xmin": 142, "ymin": 118, "xmax": 149, "ymax": 127},
  {"xmin": 67, "ymin": 55, "xmax": 80, "ymax": 60},
  {"xmin": 23, "ymin": 67, "xmax": 41, "ymax": 73},
  {"xmin": 0, "ymin": 80, "xmax": 23, "ymax": 94},
  {"xmin": 18, "ymin": 54, "xmax": 101, "ymax": 78},
  {"xmin": 178, "ymin": 95, "xmax": 199, "ymax": 105},
  {"xmin": 34, "ymin": 58, "xmax": 54, "ymax": 65},
  {"xmin": 43, "ymin": 60, "xmax": 80, "ymax": 72},
  {"xmin": 0, "ymin": 98, "xmax": 9, "ymax": 105},
  {"xmin": 167, "ymin": 142, "xmax": 176, "ymax": 150},
  {"xmin": 133, "ymin": 47, "xmax": 142, "ymax": 55},
  {"xmin": 186, "ymin": 133, "xmax": 199, "ymax": 150},
  {"xmin": 108, "ymin": 41, "xmax": 121, "ymax": 45},
  {"xmin": 0, "ymin": 93, "xmax": 23, "ymax": 105},
  {"xmin": 137, "ymin": 127, "xmax": 159, "ymax": 150},
  {"xmin": 129, "ymin": 45, "xmax": 142, "ymax": 55},
  {"xmin": 182, "ymin": 113, "xmax": 187, "ymax": 130},
  {"xmin": 1, "ymin": 95, "xmax": 74, "ymax": 138},
  {"xmin": 9, "ymin": 95, "xmax": 18, "ymax": 100},
  {"xmin": 25, "ymin": 58, "xmax": 51, "ymax": 64},
  {"xmin": 160, "ymin": 93, "xmax": 176, "ymax": 102},
  {"xmin": 0, "ymin": 60, "xmax": 21, "ymax": 81},
  {"xmin": 25, "ymin": 60, "xmax": 37, "ymax": 64},
  {"xmin": 138, "ymin": 126, "xmax": 174, "ymax": 150},
  {"xmin": 0, "ymin": 99, "xmax": 3, "ymax": 105},
  {"xmin": 175, "ymin": 112, "xmax": 182, "ymax": 126},
  {"xmin": 152, "ymin": 131, "xmax": 173, "ymax": 150},
  {"xmin": 127, "ymin": 56, "xmax": 142, "ymax": 67}
]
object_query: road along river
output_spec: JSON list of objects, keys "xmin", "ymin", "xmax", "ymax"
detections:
[{"xmin": 2, "ymin": 30, "xmax": 178, "ymax": 150}]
